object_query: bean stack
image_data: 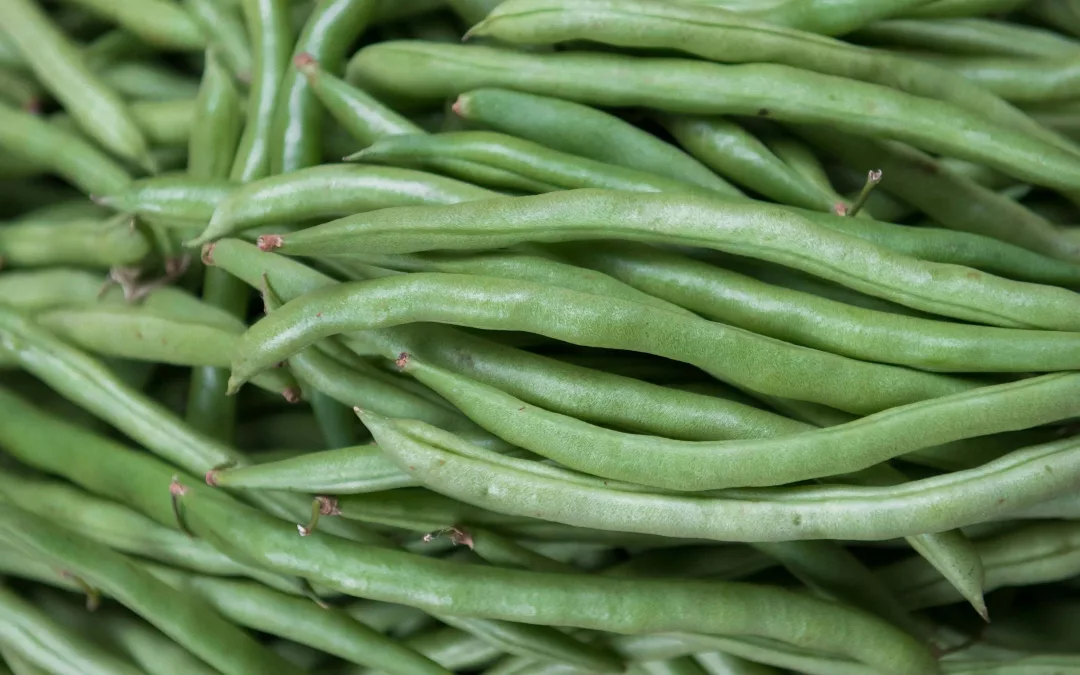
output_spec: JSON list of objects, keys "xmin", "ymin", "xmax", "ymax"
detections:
[{"xmin": 2, "ymin": 1, "xmax": 1080, "ymax": 674}]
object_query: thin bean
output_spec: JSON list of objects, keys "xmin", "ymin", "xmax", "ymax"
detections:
[
  {"xmin": 229, "ymin": 272, "xmax": 973, "ymax": 415},
  {"xmin": 192, "ymin": 164, "xmax": 494, "ymax": 245},
  {"xmin": 350, "ymin": 131, "xmax": 729, "ymax": 196},
  {"xmin": 904, "ymin": 0, "xmax": 1028, "ymax": 18},
  {"xmin": 0, "ymin": 214, "xmax": 149, "ymax": 269},
  {"xmin": 188, "ymin": 53, "xmax": 244, "ymax": 181},
  {"xmin": 99, "ymin": 175, "xmax": 234, "ymax": 225},
  {"xmin": 230, "ymin": 0, "xmax": 292, "ymax": 182},
  {"xmin": 147, "ymin": 566, "xmax": 453, "ymax": 675},
  {"xmin": 183, "ymin": 0, "xmax": 253, "ymax": 81},
  {"xmin": 554, "ymin": 241, "xmax": 1080, "ymax": 372},
  {"xmin": 210, "ymin": 442, "xmax": 414, "ymax": 492},
  {"xmin": 57, "ymin": 0, "xmax": 206, "ymax": 49},
  {"xmin": 465, "ymin": 1, "xmax": 1073, "ymax": 152},
  {"xmin": 679, "ymin": 0, "xmax": 939, "ymax": 36},
  {"xmin": 0, "ymin": 0, "xmax": 154, "ymax": 169},
  {"xmin": 0, "ymin": 584, "xmax": 143, "ymax": 675},
  {"xmin": 204, "ymin": 238, "xmax": 822, "ymax": 441},
  {"xmin": 0, "ymin": 103, "xmax": 131, "ymax": 196},
  {"xmin": 270, "ymin": 0, "xmax": 378, "ymax": 173},
  {"xmin": 96, "ymin": 609, "xmax": 220, "ymax": 675},
  {"xmin": 852, "ymin": 18, "xmax": 1080, "ymax": 58},
  {"xmin": 453, "ymin": 88, "xmax": 738, "ymax": 194},
  {"xmin": 99, "ymin": 61, "xmax": 201, "ymax": 102},
  {"xmin": 396, "ymin": 625, "xmax": 504, "ymax": 671},
  {"xmin": 401, "ymin": 359, "xmax": 1080, "ymax": 490},
  {"xmin": 0, "ymin": 306, "xmax": 389, "ymax": 546},
  {"xmin": 366, "ymin": 411, "xmax": 1080, "ymax": 543},
  {"xmin": 170, "ymin": 479, "xmax": 939, "ymax": 675},
  {"xmin": 0, "ymin": 503, "xmax": 306, "ymax": 675},
  {"xmin": 264, "ymin": 190, "xmax": 1080, "ymax": 330}
]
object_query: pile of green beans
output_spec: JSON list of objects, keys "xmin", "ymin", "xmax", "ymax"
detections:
[{"xmin": 6, "ymin": 1, "xmax": 1080, "ymax": 674}]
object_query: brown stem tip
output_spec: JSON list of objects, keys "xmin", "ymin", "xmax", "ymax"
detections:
[
  {"xmin": 283, "ymin": 386, "xmax": 302, "ymax": 403},
  {"xmin": 294, "ymin": 52, "xmax": 317, "ymax": 70},
  {"xmin": 257, "ymin": 234, "xmax": 283, "ymax": 251},
  {"xmin": 451, "ymin": 98, "xmax": 464, "ymax": 116},
  {"xmin": 200, "ymin": 242, "xmax": 216, "ymax": 266},
  {"xmin": 395, "ymin": 352, "xmax": 411, "ymax": 369},
  {"xmin": 204, "ymin": 470, "xmax": 220, "ymax": 487},
  {"xmin": 316, "ymin": 496, "xmax": 341, "ymax": 516}
]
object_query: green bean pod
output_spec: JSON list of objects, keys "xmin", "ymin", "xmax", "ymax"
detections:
[
  {"xmin": 94, "ymin": 609, "xmax": 220, "ymax": 675},
  {"xmin": 366, "ymin": 411, "xmax": 1080, "ymax": 543},
  {"xmin": 203, "ymin": 238, "xmax": 824, "ymax": 441},
  {"xmin": 0, "ymin": 584, "xmax": 143, "ymax": 675},
  {"xmin": 0, "ymin": 214, "xmax": 149, "ymax": 268},
  {"xmin": 147, "ymin": 566, "xmax": 453, "ymax": 675},
  {"xmin": 916, "ymin": 52, "xmax": 1080, "ymax": 103},
  {"xmin": 192, "ymin": 164, "xmax": 495, "ymax": 245},
  {"xmin": 0, "ymin": 503, "xmax": 306, "ymax": 675},
  {"xmin": 264, "ymin": 190, "xmax": 1080, "ymax": 330},
  {"xmin": 350, "ymin": 131, "xmax": 730, "ymax": 196},
  {"xmin": 99, "ymin": 61, "xmax": 201, "ymax": 102},
  {"xmin": 904, "ymin": 0, "xmax": 1028, "ymax": 18},
  {"xmin": 0, "ymin": 104, "xmax": 132, "ymax": 196},
  {"xmin": 466, "ymin": 0, "xmax": 1072, "ymax": 152},
  {"xmin": 230, "ymin": 0, "xmax": 293, "ymax": 182},
  {"xmin": 403, "ymin": 359, "xmax": 1080, "ymax": 490},
  {"xmin": 229, "ymin": 272, "xmax": 973, "ymax": 414},
  {"xmin": 188, "ymin": 51, "xmax": 245, "ymax": 181},
  {"xmin": 211, "ymin": 442, "xmax": 414, "ymax": 492},
  {"xmin": 850, "ymin": 17, "xmax": 1080, "ymax": 58},
  {"xmin": 0, "ymin": 0, "xmax": 154, "ymax": 170},
  {"xmin": 183, "ymin": 0, "xmax": 253, "ymax": 81},
  {"xmin": 59, "ymin": 0, "xmax": 206, "ymax": 49},
  {"xmin": 270, "ymin": 0, "xmax": 378, "ymax": 173},
  {"xmin": 555, "ymin": 241, "xmax": 1080, "ymax": 372},
  {"xmin": 99, "ymin": 174, "xmax": 234, "ymax": 225},
  {"xmin": 453, "ymin": 88, "xmax": 738, "ymax": 194},
  {"xmin": 0, "ymin": 66, "xmax": 40, "ymax": 111},
  {"xmin": 129, "ymin": 99, "xmax": 197, "ymax": 147}
]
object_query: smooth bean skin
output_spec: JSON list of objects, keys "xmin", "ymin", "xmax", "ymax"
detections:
[
  {"xmin": 680, "ymin": 0, "xmax": 938, "ymax": 36},
  {"xmin": 917, "ymin": 53, "xmax": 1080, "ymax": 103},
  {"xmin": 0, "ymin": 503, "xmax": 306, "ymax": 675},
  {"xmin": 850, "ymin": 17, "xmax": 1080, "ymax": 58},
  {"xmin": 0, "ymin": 0, "xmax": 155, "ymax": 170},
  {"xmin": 229, "ymin": 272, "xmax": 973, "ymax": 414},
  {"xmin": 267, "ymin": 190, "xmax": 1080, "ymax": 330},
  {"xmin": 100, "ymin": 175, "xmax": 234, "ymax": 224},
  {"xmin": 0, "ymin": 214, "xmax": 149, "ymax": 268},
  {"xmin": 352, "ymin": 131, "xmax": 732, "ymax": 196},
  {"xmin": 467, "ymin": 0, "xmax": 1071, "ymax": 151},
  {"xmin": 96, "ymin": 610, "xmax": 221, "ymax": 675},
  {"xmin": 0, "ymin": 584, "xmax": 144, "ymax": 675},
  {"xmin": 192, "ymin": 164, "xmax": 495, "ymax": 244},
  {"xmin": 368, "ymin": 412, "xmax": 1080, "ymax": 544},
  {"xmin": 270, "ymin": 0, "xmax": 378, "ymax": 173},
  {"xmin": 404, "ymin": 360, "xmax": 1080, "ymax": 490},
  {"xmin": 453, "ymin": 88, "xmax": 737, "ymax": 194},
  {"xmin": 204, "ymin": 238, "xmax": 824, "ymax": 442},
  {"xmin": 188, "ymin": 52, "xmax": 245, "ymax": 181},
  {"xmin": 59, "ymin": 0, "xmax": 206, "ymax": 49},
  {"xmin": 556, "ymin": 242, "xmax": 1080, "ymax": 372},
  {"xmin": 0, "ymin": 305, "xmax": 387, "ymax": 546},
  {"xmin": 99, "ymin": 60, "xmax": 201, "ymax": 101},
  {"xmin": 231, "ymin": 0, "xmax": 293, "ymax": 182},
  {"xmin": 882, "ymin": 522, "xmax": 1080, "ymax": 610},
  {"xmin": 148, "ymin": 567, "xmax": 453, "ymax": 675},
  {"xmin": 0, "ymin": 103, "xmax": 131, "ymax": 196},
  {"xmin": 183, "ymin": 0, "xmax": 253, "ymax": 81},
  {"xmin": 211, "ymin": 442, "xmax": 415, "ymax": 492},
  {"xmin": 170, "ymin": 483, "xmax": 939, "ymax": 675},
  {"xmin": 661, "ymin": 115, "xmax": 836, "ymax": 211},
  {"xmin": 0, "ymin": 268, "xmax": 106, "ymax": 311},
  {"xmin": 795, "ymin": 126, "xmax": 1080, "ymax": 262}
]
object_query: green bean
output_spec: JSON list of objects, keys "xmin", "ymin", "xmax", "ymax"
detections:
[
  {"xmin": 400, "ymin": 412, "xmax": 1080, "ymax": 542},
  {"xmin": 396, "ymin": 625, "xmax": 505, "ymax": 671},
  {"xmin": 852, "ymin": 18, "xmax": 1080, "ymax": 58},
  {"xmin": 679, "ymin": 0, "xmax": 939, "ymax": 36},
  {"xmin": 169, "ymin": 479, "xmax": 939, "ymax": 675},
  {"xmin": 82, "ymin": 30, "xmax": 155, "ymax": 71},
  {"xmin": 0, "ymin": 584, "xmax": 143, "ymax": 675},
  {"xmin": 882, "ymin": 521, "xmax": 1080, "ymax": 611},
  {"xmin": 464, "ymin": 1, "xmax": 1073, "ymax": 153},
  {"xmin": 0, "ymin": 67, "xmax": 40, "ymax": 111},
  {"xmin": 182, "ymin": 0, "xmax": 253, "ymax": 81},
  {"xmin": 695, "ymin": 652, "xmax": 780, "ymax": 675},
  {"xmin": 0, "ymin": 269, "xmax": 106, "ymax": 312},
  {"xmin": 661, "ymin": 115, "xmax": 847, "ymax": 211},
  {"xmin": 350, "ymin": 131, "xmax": 731, "ymax": 196},
  {"xmin": 0, "ymin": 503, "xmax": 306, "ymax": 675},
  {"xmin": 403, "ymin": 357, "xmax": 1080, "ymax": 489},
  {"xmin": 210, "ymin": 442, "xmax": 413, "ymax": 492},
  {"xmin": 270, "ymin": 0, "xmax": 378, "ymax": 174},
  {"xmin": 373, "ymin": 0, "xmax": 446, "ymax": 23},
  {"xmin": 147, "ymin": 566, "xmax": 453, "ymax": 675},
  {"xmin": 99, "ymin": 61, "xmax": 201, "ymax": 102},
  {"xmin": 0, "ymin": 214, "xmax": 149, "ymax": 269},
  {"xmin": 99, "ymin": 174, "xmax": 234, "ymax": 225},
  {"xmin": 0, "ymin": 0, "xmax": 155, "ymax": 170},
  {"xmin": 453, "ymin": 88, "xmax": 738, "ymax": 194},
  {"xmin": 904, "ymin": 0, "xmax": 1028, "ymax": 18},
  {"xmin": 0, "ymin": 306, "xmax": 387, "ymax": 545},
  {"xmin": 264, "ymin": 190, "xmax": 1080, "ymax": 330},
  {"xmin": 230, "ymin": 272, "xmax": 973, "ymax": 414},
  {"xmin": 204, "ymin": 238, "xmax": 822, "ymax": 441},
  {"xmin": 192, "ymin": 164, "xmax": 494, "ymax": 245},
  {"xmin": 555, "ymin": 241, "xmax": 1080, "ymax": 372},
  {"xmin": 1026, "ymin": 0, "xmax": 1080, "ymax": 38},
  {"xmin": 0, "ymin": 103, "xmax": 132, "ymax": 196},
  {"xmin": 95, "ymin": 609, "xmax": 220, "ymax": 675},
  {"xmin": 231, "ymin": 0, "xmax": 292, "ymax": 182},
  {"xmin": 128, "ymin": 99, "xmax": 197, "ymax": 147},
  {"xmin": 189, "ymin": 51, "xmax": 245, "ymax": 181},
  {"xmin": 58, "ymin": 0, "xmax": 206, "ymax": 49}
]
